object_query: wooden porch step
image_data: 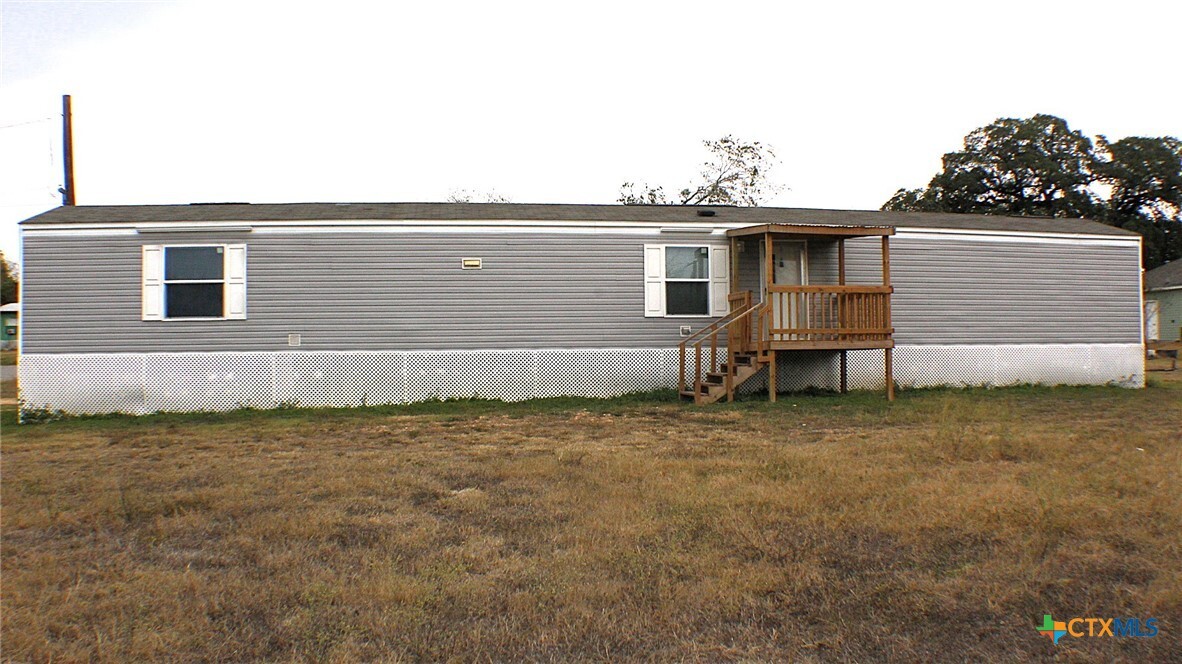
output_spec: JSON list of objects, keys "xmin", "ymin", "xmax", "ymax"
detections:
[{"xmin": 680, "ymin": 358, "xmax": 768, "ymax": 405}]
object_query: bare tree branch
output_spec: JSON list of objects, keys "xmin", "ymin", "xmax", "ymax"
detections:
[{"xmin": 621, "ymin": 135, "xmax": 783, "ymax": 207}]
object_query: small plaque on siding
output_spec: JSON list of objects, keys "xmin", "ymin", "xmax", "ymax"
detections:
[
  {"xmin": 288, "ymin": 333, "xmax": 301, "ymax": 347},
  {"xmin": 461, "ymin": 258, "xmax": 482, "ymax": 270}
]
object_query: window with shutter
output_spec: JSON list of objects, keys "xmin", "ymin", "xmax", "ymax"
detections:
[
  {"xmin": 643, "ymin": 244, "xmax": 728, "ymax": 318},
  {"xmin": 143, "ymin": 244, "xmax": 247, "ymax": 320}
]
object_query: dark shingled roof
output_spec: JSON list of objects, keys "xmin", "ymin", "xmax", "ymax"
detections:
[
  {"xmin": 21, "ymin": 202, "xmax": 1138, "ymax": 237},
  {"xmin": 1145, "ymin": 259, "xmax": 1182, "ymax": 291}
]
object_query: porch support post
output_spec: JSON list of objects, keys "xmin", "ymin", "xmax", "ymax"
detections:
[
  {"xmin": 768, "ymin": 350, "xmax": 777, "ymax": 403},
  {"xmin": 765, "ymin": 231, "xmax": 774, "ymax": 337},
  {"xmin": 838, "ymin": 238, "xmax": 846, "ymax": 285},
  {"xmin": 765, "ymin": 231, "xmax": 775, "ymax": 293},
  {"xmin": 840, "ymin": 350, "xmax": 848, "ymax": 394},
  {"xmin": 882, "ymin": 236, "xmax": 894, "ymax": 401},
  {"xmin": 838, "ymin": 237, "xmax": 846, "ymax": 347},
  {"xmin": 730, "ymin": 236, "xmax": 738, "ymax": 303},
  {"xmin": 882, "ymin": 235, "xmax": 892, "ymax": 334}
]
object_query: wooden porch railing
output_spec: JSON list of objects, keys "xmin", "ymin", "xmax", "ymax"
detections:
[
  {"xmin": 677, "ymin": 285, "xmax": 894, "ymax": 403},
  {"xmin": 766, "ymin": 285, "xmax": 893, "ymax": 342}
]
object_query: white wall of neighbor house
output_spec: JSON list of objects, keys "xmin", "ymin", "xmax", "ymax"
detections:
[{"xmin": 17, "ymin": 223, "xmax": 1146, "ymax": 414}]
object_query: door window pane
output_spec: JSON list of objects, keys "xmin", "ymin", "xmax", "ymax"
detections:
[
  {"xmin": 166, "ymin": 283, "xmax": 224, "ymax": 318},
  {"xmin": 166, "ymin": 246, "xmax": 224, "ymax": 280},
  {"xmin": 665, "ymin": 282, "xmax": 708, "ymax": 315},
  {"xmin": 665, "ymin": 247, "xmax": 709, "ymax": 279}
]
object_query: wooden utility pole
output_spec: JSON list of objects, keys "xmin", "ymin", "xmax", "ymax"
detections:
[{"xmin": 62, "ymin": 95, "xmax": 76, "ymax": 206}]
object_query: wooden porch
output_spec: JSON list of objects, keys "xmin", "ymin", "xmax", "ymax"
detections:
[{"xmin": 679, "ymin": 223, "xmax": 897, "ymax": 404}]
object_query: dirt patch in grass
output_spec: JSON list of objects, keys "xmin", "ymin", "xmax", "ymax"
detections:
[{"xmin": 3, "ymin": 381, "xmax": 1180, "ymax": 662}]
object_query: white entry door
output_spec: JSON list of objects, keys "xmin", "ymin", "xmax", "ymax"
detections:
[{"xmin": 761, "ymin": 241, "xmax": 806, "ymax": 339}]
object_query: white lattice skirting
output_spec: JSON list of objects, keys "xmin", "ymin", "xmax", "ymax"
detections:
[
  {"xmin": 17, "ymin": 343, "xmax": 1144, "ymax": 415},
  {"xmin": 752, "ymin": 343, "xmax": 1144, "ymax": 393}
]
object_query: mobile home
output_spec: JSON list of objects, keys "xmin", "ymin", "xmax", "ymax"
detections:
[{"xmin": 17, "ymin": 203, "xmax": 1144, "ymax": 414}]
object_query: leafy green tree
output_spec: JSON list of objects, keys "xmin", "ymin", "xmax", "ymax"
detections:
[
  {"xmin": 1097, "ymin": 136, "xmax": 1182, "ymax": 218},
  {"xmin": 881, "ymin": 187, "xmax": 930, "ymax": 212},
  {"xmin": 883, "ymin": 115, "xmax": 1182, "ymax": 268},
  {"xmin": 1094, "ymin": 136, "xmax": 1182, "ymax": 268},
  {"xmin": 883, "ymin": 115, "xmax": 1099, "ymax": 218},
  {"xmin": 1, "ymin": 252, "xmax": 17, "ymax": 305},
  {"xmin": 620, "ymin": 135, "xmax": 782, "ymax": 206}
]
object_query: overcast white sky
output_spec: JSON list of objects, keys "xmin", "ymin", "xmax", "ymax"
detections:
[{"xmin": 2, "ymin": 0, "xmax": 1180, "ymax": 262}]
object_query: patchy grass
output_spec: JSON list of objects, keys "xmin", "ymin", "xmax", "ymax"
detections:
[
  {"xmin": 0, "ymin": 349, "xmax": 16, "ymax": 365},
  {"xmin": 3, "ymin": 376, "xmax": 1180, "ymax": 662}
]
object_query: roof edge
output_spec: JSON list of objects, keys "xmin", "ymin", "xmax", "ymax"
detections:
[{"xmin": 18, "ymin": 202, "xmax": 1141, "ymax": 238}]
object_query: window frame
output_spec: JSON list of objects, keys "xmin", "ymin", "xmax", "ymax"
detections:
[
  {"xmin": 660, "ymin": 244, "xmax": 712, "ymax": 318},
  {"xmin": 161, "ymin": 244, "xmax": 227, "ymax": 320},
  {"xmin": 143, "ymin": 243, "xmax": 246, "ymax": 322}
]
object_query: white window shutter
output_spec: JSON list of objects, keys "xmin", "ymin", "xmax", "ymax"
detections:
[
  {"xmin": 142, "ymin": 245, "xmax": 164, "ymax": 321},
  {"xmin": 224, "ymin": 243, "xmax": 247, "ymax": 319},
  {"xmin": 710, "ymin": 245, "xmax": 730, "ymax": 317},
  {"xmin": 643, "ymin": 244, "xmax": 664, "ymax": 317}
]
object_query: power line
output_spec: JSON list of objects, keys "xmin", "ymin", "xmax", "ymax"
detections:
[{"xmin": 0, "ymin": 117, "xmax": 53, "ymax": 130}]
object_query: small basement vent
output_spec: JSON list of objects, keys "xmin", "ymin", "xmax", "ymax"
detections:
[{"xmin": 288, "ymin": 333, "xmax": 301, "ymax": 347}]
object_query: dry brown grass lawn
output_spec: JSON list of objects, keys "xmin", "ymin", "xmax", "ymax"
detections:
[{"xmin": 3, "ymin": 374, "xmax": 1181, "ymax": 662}]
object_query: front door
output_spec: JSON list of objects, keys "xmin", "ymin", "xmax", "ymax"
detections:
[{"xmin": 761, "ymin": 240, "xmax": 806, "ymax": 340}]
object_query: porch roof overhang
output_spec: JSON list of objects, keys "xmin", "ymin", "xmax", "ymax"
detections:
[{"xmin": 726, "ymin": 223, "xmax": 895, "ymax": 239}]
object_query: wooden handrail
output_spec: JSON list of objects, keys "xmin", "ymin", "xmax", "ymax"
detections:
[
  {"xmin": 768, "ymin": 284, "xmax": 893, "ymax": 294},
  {"xmin": 678, "ymin": 294, "xmax": 768, "ymax": 401},
  {"xmin": 769, "ymin": 327, "xmax": 893, "ymax": 335},
  {"xmin": 679, "ymin": 293, "xmax": 757, "ymax": 348}
]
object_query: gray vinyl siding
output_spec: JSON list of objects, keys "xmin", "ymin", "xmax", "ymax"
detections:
[
  {"xmin": 21, "ymin": 229, "xmax": 1144, "ymax": 353},
  {"xmin": 830, "ymin": 236, "xmax": 1142, "ymax": 345},
  {"xmin": 20, "ymin": 231, "xmax": 727, "ymax": 353},
  {"xmin": 807, "ymin": 242, "xmax": 839, "ymax": 285},
  {"xmin": 734, "ymin": 241, "xmax": 762, "ymax": 300},
  {"xmin": 734, "ymin": 234, "xmax": 1140, "ymax": 345}
]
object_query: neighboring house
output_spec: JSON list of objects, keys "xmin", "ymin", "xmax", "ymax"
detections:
[
  {"xmin": 1144, "ymin": 260, "xmax": 1182, "ymax": 342},
  {"xmin": 17, "ymin": 203, "xmax": 1145, "ymax": 415},
  {"xmin": 1, "ymin": 302, "xmax": 18, "ymax": 350}
]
